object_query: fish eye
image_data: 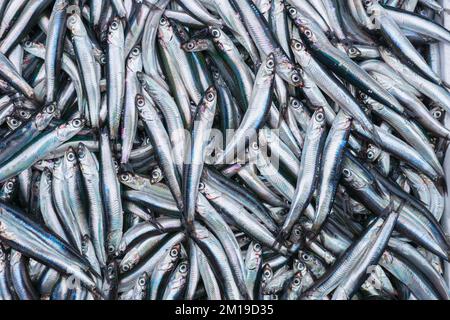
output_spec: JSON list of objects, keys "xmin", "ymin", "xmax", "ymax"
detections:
[
  {"xmin": 288, "ymin": 7, "xmax": 296, "ymax": 16},
  {"xmin": 10, "ymin": 119, "xmax": 18, "ymax": 126},
  {"xmin": 160, "ymin": 17, "xmax": 167, "ymax": 25},
  {"xmin": 152, "ymin": 170, "xmax": 161, "ymax": 179},
  {"xmin": 111, "ymin": 21, "xmax": 119, "ymax": 30},
  {"xmin": 46, "ymin": 104, "xmax": 56, "ymax": 113},
  {"xmin": 293, "ymin": 278, "xmax": 301, "ymax": 286},
  {"xmin": 138, "ymin": 277, "xmax": 146, "ymax": 286},
  {"xmin": 342, "ymin": 168, "xmax": 352, "ymax": 178},
  {"xmin": 206, "ymin": 91, "xmax": 215, "ymax": 101},
  {"xmin": 136, "ymin": 96, "xmax": 145, "ymax": 107},
  {"xmin": 367, "ymin": 151, "xmax": 375, "ymax": 160},
  {"xmin": 67, "ymin": 152, "xmax": 76, "ymax": 161},
  {"xmin": 304, "ymin": 29, "xmax": 312, "ymax": 38},
  {"xmin": 315, "ymin": 112, "xmax": 324, "ymax": 122},
  {"xmin": 211, "ymin": 28, "xmax": 221, "ymax": 38},
  {"xmin": 293, "ymin": 41, "xmax": 303, "ymax": 51},
  {"xmin": 132, "ymin": 47, "xmax": 140, "ymax": 55},
  {"xmin": 120, "ymin": 173, "xmax": 130, "ymax": 181},
  {"xmin": 254, "ymin": 243, "xmax": 261, "ymax": 251},
  {"xmin": 263, "ymin": 269, "xmax": 271, "ymax": 278},
  {"xmin": 73, "ymin": 119, "xmax": 82, "ymax": 127},
  {"xmin": 107, "ymin": 245, "xmax": 115, "ymax": 253},
  {"xmin": 266, "ymin": 58, "xmax": 275, "ymax": 69},
  {"xmin": 433, "ymin": 110, "xmax": 442, "ymax": 119},
  {"xmin": 24, "ymin": 41, "xmax": 33, "ymax": 47},
  {"xmin": 198, "ymin": 182, "xmax": 205, "ymax": 191},
  {"xmin": 251, "ymin": 141, "xmax": 259, "ymax": 150},
  {"xmin": 291, "ymin": 73, "xmax": 301, "ymax": 84},
  {"xmin": 6, "ymin": 181, "xmax": 14, "ymax": 189},
  {"xmin": 291, "ymin": 99, "xmax": 300, "ymax": 108},
  {"xmin": 186, "ymin": 42, "xmax": 195, "ymax": 50},
  {"xmin": 170, "ymin": 248, "xmax": 179, "ymax": 257},
  {"xmin": 302, "ymin": 253, "xmax": 310, "ymax": 261},
  {"xmin": 179, "ymin": 263, "xmax": 188, "ymax": 273},
  {"xmin": 122, "ymin": 264, "xmax": 130, "ymax": 272}
]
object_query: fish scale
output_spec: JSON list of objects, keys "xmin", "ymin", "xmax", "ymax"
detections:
[{"xmin": 0, "ymin": 0, "xmax": 448, "ymax": 301}]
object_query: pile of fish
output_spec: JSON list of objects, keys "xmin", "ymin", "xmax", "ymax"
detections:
[{"xmin": 1, "ymin": 0, "xmax": 450, "ymax": 300}]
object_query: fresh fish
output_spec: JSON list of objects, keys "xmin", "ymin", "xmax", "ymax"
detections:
[{"xmin": 0, "ymin": 0, "xmax": 447, "ymax": 301}]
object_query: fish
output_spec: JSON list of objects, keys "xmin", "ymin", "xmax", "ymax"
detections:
[{"xmin": 0, "ymin": 0, "xmax": 447, "ymax": 301}]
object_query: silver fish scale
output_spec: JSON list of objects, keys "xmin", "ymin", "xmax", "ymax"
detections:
[{"xmin": 0, "ymin": 0, "xmax": 448, "ymax": 301}]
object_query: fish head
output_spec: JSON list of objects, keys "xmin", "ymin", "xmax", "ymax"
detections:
[
  {"xmin": 290, "ymin": 38, "xmax": 307, "ymax": 56},
  {"xmin": 67, "ymin": 13, "xmax": 86, "ymax": 37},
  {"xmin": 182, "ymin": 38, "xmax": 210, "ymax": 52},
  {"xmin": 37, "ymin": 102, "xmax": 58, "ymax": 126},
  {"xmin": 261, "ymin": 264, "xmax": 273, "ymax": 285},
  {"xmin": 158, "ymin": 16, "xmax": 173, "ymax": 43},
  {"xmin": 107, "ymin": 17, "xmax": 124, "ymax": 45},
  {"xmin": 57, "ymin": 118, "xmax": 85, "ymax": 141}
]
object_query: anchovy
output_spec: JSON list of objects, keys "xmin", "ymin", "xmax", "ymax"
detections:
[
  {"xmin": 183, "ymin": 86, "xmax": 217, "ymax": 226},
  {"xmin": 135, "ymin": 93, "xmax": 183, "ymax": 210},
  {"xmin": 106, "ymin": 17, "xmax": 125, "ymax": 140},
  {"xmin": 280, "ymin": 108, "xmax": 327, "ymax": 238},
  {"xmin": 0, "ymin": 118, "xmax": 85, "ymax": 183},
  {"xmin": 67, "ymin": 13, "xmax": 101, "ymax": 127},
  {"xmin": 230, "ymin": 0, "xmax": 303, "ymax": 86},
  {"xmin": 0, "ymin": 0, "xmax": 448, "ymax": 301},
  {"xmin": 45, "ymin": 0, "xmax": 68, "ymax": 103},
  {"xmin": 313, "ymin": 111, "xmax": 352, "ymax": 233},
  {"xmin": 215, "ymin": 53, "xmax": 275, "ymax": 165},
  {"xmin": 0, "ymin": 0, "xmax": 53, "ymax": 54},
  {"xmin": 99, "ymin": 128, "xmax": 123, "ymax": 256},
  {"xmin": 0, "ymin": 103, "xmax": 57, "ymax": 166}
]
